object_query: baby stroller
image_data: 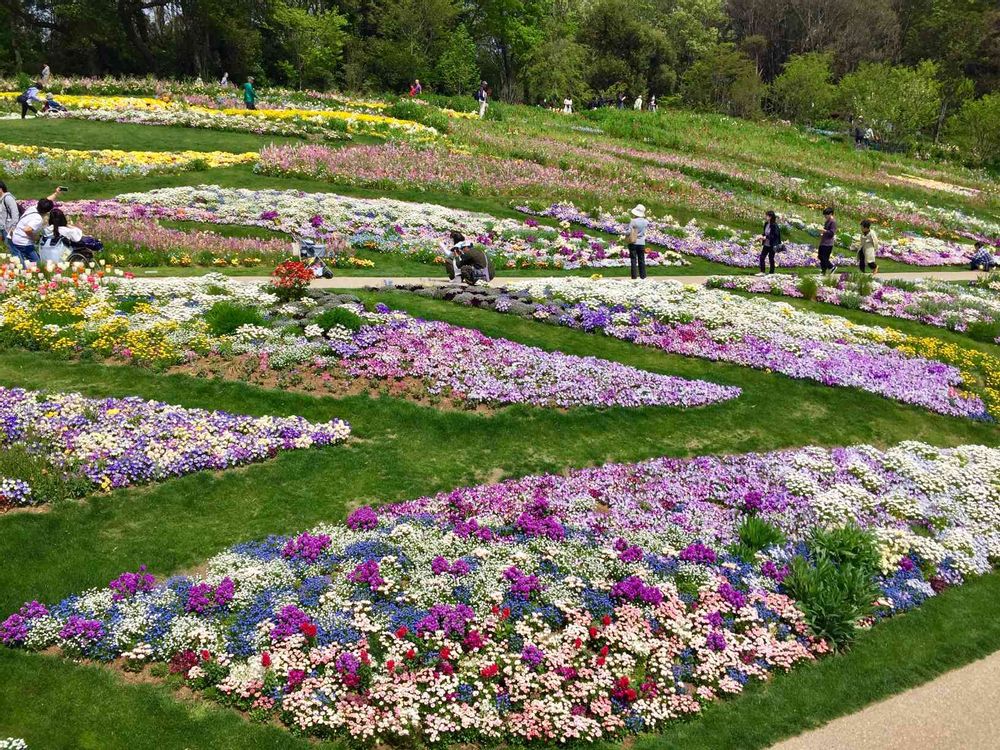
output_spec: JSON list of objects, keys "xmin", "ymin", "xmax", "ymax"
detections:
[{"xmin": 294, "ymin": 237, "xmax": 334, "ymax": 279}]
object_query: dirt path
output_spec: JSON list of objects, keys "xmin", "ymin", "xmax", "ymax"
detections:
[
  {"xmin": 770, "ymin": 650, "xmax": 1000, "ymax": 750},
  {"xmin": 143, "ymin": 269, "xmax": 987, "ymax": 289}
]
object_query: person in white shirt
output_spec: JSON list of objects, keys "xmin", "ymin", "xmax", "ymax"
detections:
[
  {"xmin": 649, "ymin": 95, "xmax": 656, "ymax": 112},
  {"xmin": 18, "ymin": 84, "xmax": 43, "ymax": 118},
  {"xmin": 562, "ymin": 97, "xmax": 573, "ymax": 114},
  {"xmin": 39, "ymin": 207, "xmax": 85, "ymax": 263},
  {"xmin": 40, "ymin": 64, "xmax": 50, "ymax": 86},
  {"xmin": 634, "ymin": 95, "xmax": 643, "ymax": 110},
  {"xmin": 626, "ymin": 204, "xmax": 649, "ymax": 280},
  {"xmin": 8, "ymin": 193, "xmax": 59, "ymax": 266},
  {"xmin": 220, "ymin": 72, "xmax": 229, "ymax": 86}
]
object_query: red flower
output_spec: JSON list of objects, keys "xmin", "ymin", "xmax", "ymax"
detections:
[
  {"xmin": 599, "ymin": 645, "xmax": 609, "ymax": 657},
  {"xmin": 261, "ymin": 651, "xmax": 272, "ymax": 667},
  {"xmin": 480, "ymin": 663, "xmax": 499, "ymax": 678},
  {"xmin": 200, "ymin": 649, "xmax": 211, "ymax": 662},
  {"xmin": 439, "ymin": 646, "xmax": 451, "ymax": 660},
  {"xmin": 386, "ymin": 660, "xmax": 395, "ymax": 672},
  {"xmin": 588, "ymin": 626, "xmax": 598, "ymax": 639},
  {"xmin": 300, "ymin": 621, "xmax": 318, "ymax": 638},
  {"xmin": 596, "ymin": 656, "xmax": 606, "ymax": 666},
  {"xmin": 491, "ymin": 604, "xmax": 500, "ymax": 615},
  {"xmin": 573, "ymin": 637, "xmax": 583, "ymax": 649},
  {"xmin": 359, "ymin": 650, "xmax": 370, "ymax": 665},
  {"xmin": 396, "ymin": 626, "xmax": 409, "ymax": 639},
  {"xmin": 601, "ymin": 615, "xmax": 612, "ymax": 626},
  {"xmin": 405, "ymin": 648, "xmax": 416, "ymax": 660},
  {"xmin": 501, "ymin": 607, "xmax": 511, "ymax": 619}
]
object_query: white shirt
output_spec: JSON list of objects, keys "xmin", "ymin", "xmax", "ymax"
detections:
[
  {"xmin": 42, "ymin": 225, "xmax": 83, "ymax": 243},
  {"xmin": 11, "ymin": 209, "xmax": 43, "ymax": 246}
]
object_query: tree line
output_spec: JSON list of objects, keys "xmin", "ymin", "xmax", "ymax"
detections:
[{"xmin": 3, "ymin": 0, "xmax": 999, "ymax": 160}]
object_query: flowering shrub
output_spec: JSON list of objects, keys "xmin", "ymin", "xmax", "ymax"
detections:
[
  {"xmin": 4, "ymin": 440, "xmax": 997, "ymax": 743},
  {"xmin": 404, "ymin": 279, "xmax": 992, "ymax": 420},
  {"xmin": 63, "ymin": 186, "xmax": 688, "ymax": 271},
  {"xmin": 0, "ymin": 274, "xmax": 736, "ymax": 410},
  {"xmin": 0, "ymin": 385, "xmax": 350, "ymax": 506},
  {"xmin": 0, "ymin": 143, "xmax": 256, "ymax": 181},
  {"xmin": 268, "ymin": 260, "xmax": 314, "ymax": 301}
]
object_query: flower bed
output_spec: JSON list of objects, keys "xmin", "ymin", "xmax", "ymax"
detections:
[
  {"xmin": 393, "ymin": 280, "xmax": 992, "ymax": 420},
  {"xmin": 0, "ymin": 143, "xmax": 256, "ymax": 181},
  {"xmin": 0, "ymin": 272, "xmax": 736, "ymax": 411},
  {"xmin": 707, "ymin": 274, "xmax": 1000, "ymax": 343},
  {"xmin": 0, "ymin": 385, "xmax": 350, "ymax": 509},
  {"xmin": 3, "ymin": 440, "xmax": 997, "ymax": 743},
  {"xmin": 517, "ymin": 202, "xmax": 853, "ymax": 269},
  {"xmin": 62, "ymin": 186, "xmax": 689, "ymax": 270}
]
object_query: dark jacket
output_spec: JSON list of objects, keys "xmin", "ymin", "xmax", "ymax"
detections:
[
  {"xmin": 763, "ymin": 221, "xmax": 782, "ymax": 248},
  {"xmin": 820, "ymin": 217, "xmax": 836, "ymax": 247},
  {"xmin": 456, "ymin": 244, "xmax": 489, "ymax": 269}
]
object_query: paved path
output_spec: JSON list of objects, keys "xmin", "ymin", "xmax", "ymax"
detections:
[
  {"xmin": 770, "ymin": 650, "xmax": 1000, "ymax": 750},
  {"xmin": 140, "ymin": 270, "xmax": 985, "ymax": 289}
]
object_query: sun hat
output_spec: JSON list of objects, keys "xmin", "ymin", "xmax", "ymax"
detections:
[{"xmin": 631, "ymin": 204, "xmax": 646, "ymax": 218}]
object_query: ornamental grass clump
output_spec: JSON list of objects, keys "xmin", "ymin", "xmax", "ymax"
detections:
[{"xmin": 203, "ymin": 300, "xmax": 268, "ymax": 336}]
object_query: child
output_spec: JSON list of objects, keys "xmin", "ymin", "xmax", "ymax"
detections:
[{"xmin": 856, "ymin": 219, "xmax": 879, "ymax": 274}]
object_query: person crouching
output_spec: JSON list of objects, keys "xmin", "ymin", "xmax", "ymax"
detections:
[{"xmin": 443, "ymin": 231, "xmax": 494, "ymax": 285}]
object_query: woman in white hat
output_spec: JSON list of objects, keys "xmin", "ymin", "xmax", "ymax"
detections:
[{"xmin": 626, "ymin": 204, "xmax": 649, "ymax": 280}]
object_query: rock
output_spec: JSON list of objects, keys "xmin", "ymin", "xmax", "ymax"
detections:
[{"xmin": 506, "ymin": 301, "xmax": 534, "ymax": 316}]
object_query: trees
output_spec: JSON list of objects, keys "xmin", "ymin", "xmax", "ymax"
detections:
[
  {"xmin": 770, "ymin": 52, "xmax": 835, "ymax": 124},
  {"xmin": 681, "ymin": 43, "xmax": 764, "ymax": 117},
  {"xmin": 435, "ymin": 24, "xmax": 481, "ymax": 95},
  {"xmin": 947, "ymin": 94, "xmax": 1000, "ymax": 166},
  {"xmin": 269, "ymin": 2, "xmax": 347, "ymax": 89},
  {"xmin": 837, "ymin": 61, "xmax": 942, "ymax": 144}
]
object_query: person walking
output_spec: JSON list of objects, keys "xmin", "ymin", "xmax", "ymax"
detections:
[
  {"xmin": 409, "ymin": 79, "xmax": 422, "ymax": 96},
  {"xmin": 649, "ymin": 95, "xmax": 656, "ymax": 112},
  {"xmin": 818, "ymin": 207, "xmax": 837, "ymax": 275},
  {"xmin": 8, "ymin": 197, "xmax": 55, "ymax": 267},
  {"xmin": 475, "ymin": 81, "xmax": 489, "ymax": 118},
  {"xmin": 243, "ymin": 77, "xmax": 257, "ymax": 110},
  {"xmin": 220, "ymin": 72, "xmax": 229, "ymax": 86},
  {"xmin": 633, "ymin": 95, "xmax": 643, "ymax": 110},
  {"xmin": 856, "ymin": 219, "xmax": 879, "ymax": 274},
  {"xmin": 562, "ymin": 97, "xmax": 573, "ymax": 114},
  {"xmin": 0, "ymin": 182, "xmax": 19, "ymax": 243},
  {"xmin": 17, "ymin": 83, "xmax": 43, "ymax": 118},
  {"xmin": 617, "ymin": 93, "xmax": 626, "ymax": 109},
  {"xmin": 40, "ymin": 64, "xmax": 50, "ymax": 86},
  {"xmin": 627, "ymin": 204, "xmax": 649, "ymax": 280},
  {"xmin": 759, "ymin": 210, "xmax": 781, "ymax": 274}
]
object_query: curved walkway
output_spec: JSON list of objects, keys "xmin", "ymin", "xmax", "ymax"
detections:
[{"xmin": 770, "ymin": 650, "xmax": 1000, "ymax": 750}]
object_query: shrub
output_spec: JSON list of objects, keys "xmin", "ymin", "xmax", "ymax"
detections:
[
  {"xmin": 797, "ymin": 275, "xmax": 819, "ymax": 300},
  {"xmin": 770, "ymin": 52, "xmax": 836, "ymax": 125},
  {"xmin": 966, "ymin": 320, "xmax": 1000, "ymax": 344},
  {"xmin": 314, "ymin": 306, "xmax": 363, "ymax": 332},
  {"xmin": 204, "ymin": 301, "xmax": 268, "ymax": 336},
  {"xmin": 385, "ymin": 100, "xmax": 449, "ymax": 133},
  {"xmin": 731, "ymin": 517, "xmax": 786, "ymax": 563},
  {"xmin": 947, "ymin": 94, "xmax": 1000, "ymax": 167},
  {"xmin": 783, "ymin": 524, "xmax": 881, "ymax": 648}
]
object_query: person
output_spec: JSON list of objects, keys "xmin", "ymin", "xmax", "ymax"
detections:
[
  {"xmin": 970, "ymin": 241, "xmax": 997, "ymax": 271},
  {"xmin": 41, "ymin": 93, "xmax": 67, "ymax": 113},
  {"xmin": 562, "ymin": 97, "xmax": 573, "ymax": 114},
  {"xmin": 759, "ymin": 210, "xmax": 781, "ymax": 274},
  {"xmin": 617, "ymin": 93, "xmax": 626, "ymax": 109},
  {"xmin": 40, "ymin": 64, "xmax": 50, "ymax": 86},
  {"xmin": 856, "ymin": 219, "xmax": 879, "ymax": 274},
  {"xmin": 0, "ymin": 182, "xmax": 19, "ymax": 242},
  {"xmin": 243, "ymin": 77, "xmax": 257, "ymax": 110},
  {"xmin": 17, "ymin": 83, "xmax": 43, "ymax": 118},
  {"xmin": 220, "ymin": 72, "xmax": 229, "ymax": 86},
  {"xmin": 818, "ymin": 207, "xmax": 837, "ymax": 275},
  {"xmin": 443, "ymin": 231, "xmax": 493, "ymax": 284},
  {"xmin": 475, "ymin": 81, "xmax": 489, "ymax": 118},
  {"xmin": 409, "ymin": 79, "xmax": 422, "ymax": 96},
  {"xmin": 634, "ymin": 95, "xmax": 643, "ymax": 110},
  {"xmin": 39, "ymin": 207, "xmax": 84, "ymax": 263},
  {"xmin": 649, "ymin": 94, "xmax": 656, "ymax": 112},
  {"xmin": 853, "ymin": 121, "xmax": 864, "ymax": 149},
  {"xmin": 864, "ymin": 125, "xmax": 874, "ymax": 147},
  {"xmin": 7, "ymin": 195, "xmax": 58, "ymax": 267},
  {"xmin": 627, "ymin": 204, "xmax": 649, "ymax": 280}
]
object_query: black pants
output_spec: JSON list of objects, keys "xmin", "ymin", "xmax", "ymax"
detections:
[
  {"xmin": 628, "ymin": 243, "xmax": 646, "ymax": 279},
  {"xmin": 857, "ymin": 250, "xmax": 877, "ymax": 272},
  {"xmin": 759, "ymin": 246, "xmax": 775, "ymax": 273},
  {"xmin": 818, "ymin": 245, "xmax": 834, "ymax": 272},
  {"xmin": 21, "ymin": 101, "xmax": 37, "ymax": 118},
  {"xmin": 245, "ymin": 101, "xmax": 256, "ymax": 110}
]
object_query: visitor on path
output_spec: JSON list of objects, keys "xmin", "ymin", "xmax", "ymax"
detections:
[
  {"xmin": 39, "ymin": 208, "xmax": 84, "ymax": 263},
  {"xmin": 563, "ymin": 97, "xmax": 573, "ymax": 114},
  {"xmin": 617, "ymin": 93, "xmax": 626, "ymax": 109},
  {"xmin": 475, "ymin": 82, "xmax": 489, "ymax": 118},
  {"xmin": 444, "ymin": 231, "xmax": 493, "ymax": 284},
  {"xmin": 16, "ymin": 84, "xmax": 43, "ymax": 118},
  {"xmin": 864, "ymin": 125, "xmax": 875, "ymax": 146},
  {"xmin": 759, "ymin": 210, "xmax": 782, "ymax": 274},
  {"xmin": 627, "ymin": 204, "xmax": 649, "ymax": 280},
  {"xmin": 970, "ymin": 241, "xmax": 997, "ymax": 271},
  {"xmin": 0, "ymin": 182, "xmax": 19, "ymax": 241},
  {"xmin": 40, "ymin": 64, "xmax": 50, "ymax": 86},
  {"xmin": 409, "ymin": 79, "xmax": 422, "ymax": 96},
  {"xmin": 634, "ymin": 95, "xmax": 643, "ymax": 110},
  {"xmin": 649, "ymin": 95, "xmax": 656, "ymax": 112},
  {"xmin": 7, "ymin": 195, "xmax": 58, "ymax": 267},
  {"xmin": 818, "ymin": 207, "xmax": 837, "ymax": 275},
  {"xmin": 243, "ymin": 77, "xmax": 257, "ymax": 110},
  {"xmin": 853, "ymin": 121, "xmax": 864, "ymax": 148},
  {"xmin": 856, "ymin": 219, "xmax": 880, "ymax": 274},
  {"xmin": 220, "ymin": 72, "xmax": 229, "ymax": 86}
]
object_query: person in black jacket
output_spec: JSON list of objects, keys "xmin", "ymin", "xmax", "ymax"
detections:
[
  {"xmin": 759, "ymin": 210, "xmax": 781, "ymax": 274},
  {"xmin": 444, "ymin": 231, "xmax": 494, "ymax": 285}
]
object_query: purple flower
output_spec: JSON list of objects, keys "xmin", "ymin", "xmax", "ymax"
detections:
[
  {"xmin": 706, "ymin": 630, "xmax": 727, "ymax": 651},
  {"xmin": 271, "ymin": 605, "xmax": 312, "ymax": 640},
  {"xmin": 680, "ymin": 542, "xmax": 718, "ymax": 565},
  {"xmin": 610, "ymin": 575, "xmax": 663, "ymax": 605},
  {"xmin": 346, "ymin": 506, "xmax": 379, "ymax": 531},
  {"xmin": 504, "ymin": 566, "xmax": 543, "ymax": 600},
  {"xmin": 521, "ymin": 644, "xmax": 545, "ymax": 668},
  {"xmin": 347, "ymin": 560, "xmax": 384, "ymax": 591},
  {"xmin": 282, "ymin": 532, "xmax": 332, "ymax": 563},
  {"xmin": 108, "ymin": 565, "xmax": 156, "ymax": 600},
  {"xmin": 718, "ymin": 583, "xmax": 747, "ymax": 610},
  {"xmin": 415, "ymin": 603, "xmax": 475, "ymax": 637},
  {"xmin": 59, "ymin": 615, "xmax": 104, "ymax": 644}
]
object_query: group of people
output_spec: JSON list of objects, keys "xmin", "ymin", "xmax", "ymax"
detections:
[
  {"xmin": 2, "ymin": 183, "xmax": 90, "ymax": 267},
  {"xmin": 756, "ymin": 207, "xmax": 879, "ymax": 276}
]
